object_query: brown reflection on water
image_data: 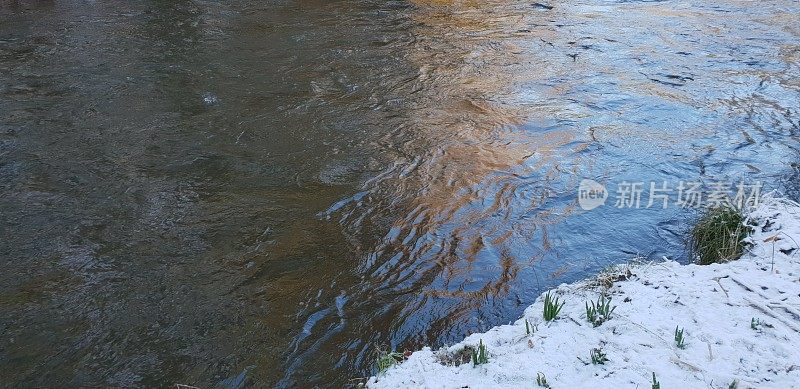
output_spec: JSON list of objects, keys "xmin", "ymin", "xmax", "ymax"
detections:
[{"xmin": 348, "ymin": 0, "xmax": 582, "ymax": 303}]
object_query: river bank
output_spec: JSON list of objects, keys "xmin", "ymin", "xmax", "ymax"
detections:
[{"xmin": 367, "ymin": 195, "xmax": 800, "ymax": 388}]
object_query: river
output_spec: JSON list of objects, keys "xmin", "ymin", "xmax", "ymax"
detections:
[{"xmin": 1, "ymin": 0, "xmax": 798, "ymax": 387}]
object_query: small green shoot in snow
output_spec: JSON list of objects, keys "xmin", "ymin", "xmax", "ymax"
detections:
[
  {"xmin": 525, "ymin": 319, "xmax": 538, "ymax": 335},
  {"xmin": 585, "ymin": 295, "xmax": 616, "ymax": 327},
  {"xmin": 471, "ymin": 339, "xmax": 488, "ymax": 366},
  {"xmin": 536, "ymin": 372, "xmax": 550, "ymax": 388},
  {"xmin": 674, "ymin": 326, "xmax": 686, "ymax": 349},
  {"xmin": 543, "ymin": 292, "xmax": 565, "ymax": 322},
  {"xmin": 590, "ymin": 348, "xmax": 609, "ymax": 365},
  {"xmin": 750, "ymin": 317, "xmax": 772, "ymax": 330}
]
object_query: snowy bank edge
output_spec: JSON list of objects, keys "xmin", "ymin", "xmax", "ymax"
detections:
[{"xmin": 366, "ymin": 195, "xmax": 800, "ymax": 388}]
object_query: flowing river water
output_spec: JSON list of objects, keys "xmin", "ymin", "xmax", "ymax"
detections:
[{"xmin": 1, "ymin": 0, "xmax": 799, "ymax": 387}]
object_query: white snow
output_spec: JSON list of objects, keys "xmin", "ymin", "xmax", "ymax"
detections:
[{"xmin": 367, "ymin": 195, "xmax": 800, "ymax": 388}]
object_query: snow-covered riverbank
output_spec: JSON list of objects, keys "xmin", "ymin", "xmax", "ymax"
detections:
[{"xmin": 367, "ymin": 196, "xmax": 800, "ymax": 388}]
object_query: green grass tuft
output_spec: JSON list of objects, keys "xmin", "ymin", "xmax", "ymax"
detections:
[
  {"xmin": 585, "ymin": 295, "xmax": 616, "ymax": 327},
  {"xmin": 750, "ymin": 317, "xmax": 772, "ymax": 331},
  {"xmin": 690, "ymin": 206, "xmax": 751, "ymax": 265},
  {"xmin": 376, "ymin": 350, "xmax": 404, "ymax": 374},
  {"xmin": 543, "ymin": 292, "xmax": 565, "ymax": 322},
  {"xmin": 590, "ymin": 348, "xmax": 609, "ymax": 364},
  {"xmin": 471, "ymin": 339, "xmax": 488, "ymax": 366}
]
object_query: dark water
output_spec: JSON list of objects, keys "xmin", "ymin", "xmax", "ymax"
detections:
[{"xmin": 1, "ymin": 0, "xmax": 799, "ymax": 387}]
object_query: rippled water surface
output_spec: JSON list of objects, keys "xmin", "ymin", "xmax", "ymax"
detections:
[{"xmin": 1, "ymin": 0, "xmax": 799, "ymax": 386}]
